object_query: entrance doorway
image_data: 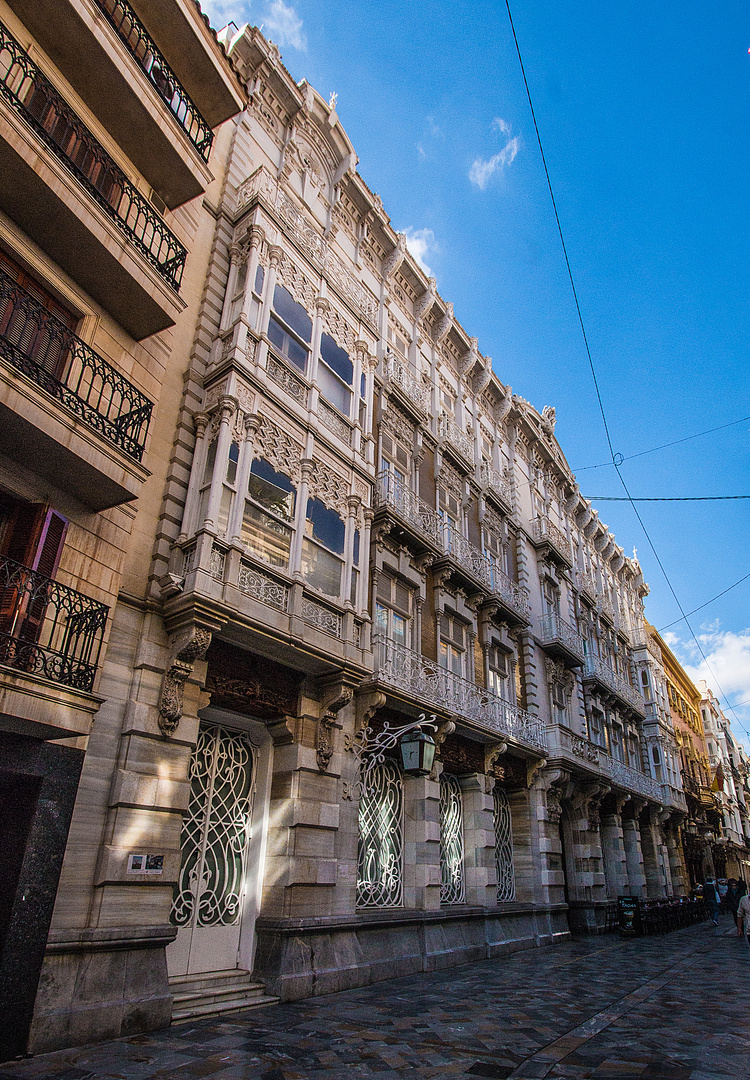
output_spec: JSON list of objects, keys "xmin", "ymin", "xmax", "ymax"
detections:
[{"xmin": 167, "ymin": 714, "xmax": 270, "ymax": 977}]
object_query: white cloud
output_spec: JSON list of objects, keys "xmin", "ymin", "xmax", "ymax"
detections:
[
  {"xmin": 492, "ymin": 117, "xmax": 510, "ymax": 135},
  {"xmin": 469, "ymin": 136, "xmax": 519, "ymax": 190},
  {"xmin": 665, "ymin": 624, "xmax": 750, "ymax": 750},
  {"xmin": 263, "ymin": 0, "xmax": 306, "ymax": 50},
  {"xmin": 402, "ymin": 227, "xmax": 437, "ymax": 276},
  {"xmin": 199, "ymin": 0, "xmax": 250, "ymax": 31}
]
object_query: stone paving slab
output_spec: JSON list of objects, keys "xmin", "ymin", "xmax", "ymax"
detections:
[{"xmin": 1, "ymin": 921, "xmax": 748, "ymax": 1080}]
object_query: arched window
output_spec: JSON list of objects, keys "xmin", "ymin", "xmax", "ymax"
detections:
[
  {"xmin": 357, "ymin": 758, "xmax": 403, "ymax": 908},
  {"xmin": 494, "ymin": 787, "xmax": 516, "ymax": 902},
  {"xmin": 440, "ymin": 773, "xmax": 465, "ymax": 904}
]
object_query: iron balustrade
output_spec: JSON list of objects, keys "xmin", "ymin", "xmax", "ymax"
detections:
[
  {"xmin": 385, "ymin": 354, "xmax": 429, "ymax": 414},
  {"xmin": 375, "ymin": 473, "xmax": 529, "ymax": 617},
  {"xmin": 532, "ymin": 515, "xmax": 572, "ymax": 564},
  {"xmin": 538, "ymin": 610, "xmax": 586, "ymax": 662},
  {"xmin": 93, "ymin": 0, "xmax": 213, "ymax": 161},
  {"xmin": 0, "ymin": 554, "xmax": 108, "ymax": 692},
  {"xmin": 0, "ymin": 21, "xmax": 186, "ymax": 290},
  {"xmin": 375, "ymin": 636, "xmax": 547, "ymax": 752},
  {"xmin": 548, "ymin": 725, "xmax": 664, "ymax": 801},
  {"xmin": 480, "ymin": 460, "xmax": 513, "ymax": 507},
  {"xmin": 0, "ymin": 269, "xmax": 153, "ymax": 460},
  {"xmin": 375, "ymin": 472, "xmax": 443, "ymax": 546},
  {"xmin": 439, "ymin": 413, "xmax": 475, "ymax": 463},
  {"xmin": 582, "ymin": 654, "xmax": 646, "ymax": 715}
]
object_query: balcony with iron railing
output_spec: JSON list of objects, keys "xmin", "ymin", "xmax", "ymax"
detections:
[
  {"xmin": 480, "ymin": 460, "xmax": 513, "ymax": 511},
  {"xmin": 0, "ymin": 269, "xmax": 153, "ymax": 507},
  {"xmin": 574, "ymin": 568, "xmax": 598, "ymax": 601},
  {"xmin": 582, "ymin": 654, "xmax": 646, "ymax": 717},
  {"xmin": 0, "ymin": 20, "xmax": 186, "ymax": 336},
  {"xmin": 0, "ymin": 554, "xmax": 108, "ymax": 693},
  {"xmin": 374, "ymin": 474, "xmax": 530, "ymax": 620},
  {"xmin": 439, "ymin": 413, "xmax": 475, "ymax": 464},
  {"xmin": 531, "ymin": 516, "xmax": 572, "ymax": 567},
  {"xmin": 384, "ymin": 354, "xmax": 429, "ymax": 416},
  {"xmin": 538, "ymin": 610, "xmax": 586, "ymax": 665},
  {"xmin": 375, "ymin": 636, "xmax": 547, "ymax": 753},
  {"xmin": 545, "ymin": 724, "xmax": 663, "ymax": 802}
]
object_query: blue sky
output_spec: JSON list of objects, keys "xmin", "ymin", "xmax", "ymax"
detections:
[{"xmin": 202, "ymin": 0, "xmax": 750, "ymax": 742}]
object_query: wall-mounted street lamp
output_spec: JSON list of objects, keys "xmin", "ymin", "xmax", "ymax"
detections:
[{"xmin": 346, "ymin": 712, "xmax": 439, "ymax": 792}]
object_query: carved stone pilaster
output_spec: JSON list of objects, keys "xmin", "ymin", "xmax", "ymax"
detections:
[{"xmin": 158, "ymin": 627, "xmax": 212, "ymax": 736}]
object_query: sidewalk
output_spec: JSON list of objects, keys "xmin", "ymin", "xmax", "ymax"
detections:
[{"xmin": 1, "ymin": 920, "xmax": 747, "ymax": 1080}]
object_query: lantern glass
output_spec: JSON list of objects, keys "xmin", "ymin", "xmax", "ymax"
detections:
[{"xmin": 399, "ymin": 729, "xmax": 436, "ymax": 776}]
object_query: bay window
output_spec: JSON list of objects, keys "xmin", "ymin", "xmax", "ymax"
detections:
[
  {"xmin": 317, "ymin": 332, "xmax": 353, "ymax": 416},
  {"xmin": 375, "ymin": 575, "xmax": 412, "ymax": 646},
  {"xmin": 267, "ymin": 284, "xmax": 312, "ymax": 374},
  {"xmin": 301, "ymin": 497, "xmax": 345, "ymax": 598},
  {"xmin": 241, "ymin": 457, "xmax": 296, "ymax": 568}
]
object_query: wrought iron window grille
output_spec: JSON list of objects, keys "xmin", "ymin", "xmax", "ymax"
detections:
[
  {"xmin": 345, "ymin": 713, "xmax": 438, "ymax": 798},
  {"xmin": 0, "ymin": 21, "xmax": 186, "ymax": 290},
  {"xmin": 356, "ymin": 757, "xmax": 403, "ymax": 909},
  {"xmin": 93, "ymin": 0, "xmax": 213, "ymax": 161},
  {"xmin": 439, "ymin": 772, "xmax": 465, "ymax": 904},
  {"xmin": 0, "ymin": 554, "xmax": 109, "ymax": 692},
  {"xmin": 0, "ymin": 269, "xmax": 153, "ymax": 460}
]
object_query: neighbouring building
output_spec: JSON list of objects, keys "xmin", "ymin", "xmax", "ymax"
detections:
[
  {"xmin": 1, "ymin": 10, "xmax": 698, "ymax": 1060},
  {"xmin": 698, "ymin": 681, "xmax": 750, "ymax": 883},
  {"xmin": 0, "ymin": 0, "xmax": 244, "ymax": 1059}
]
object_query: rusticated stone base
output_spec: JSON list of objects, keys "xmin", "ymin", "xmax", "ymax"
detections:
[
  {"xmin": 253, "ymin": 904, "xmax": 570, "ymax": 1001},
  {"xmin": 27, "ymin": 925, "xmax": 176, "ymax": 1055},
  {"xmin": 567, "ymin": 899, "xmax": 612, "ymax": 934}
]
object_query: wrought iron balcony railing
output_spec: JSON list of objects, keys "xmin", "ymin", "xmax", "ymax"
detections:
[
  {"xmin": 582, "ymin": 654, "xmax": 646, "ymax": 715},
  {"xmin": 439, "ymin": 414, "xmax": 475, "ymax": 463},
  {"xmin": 375, "ymin": 472, "xmax": 443, "ymax": 547},
  {"xmin": 0, "ymin": 555, "xmax": 108, "ymax": 692},
  {"xmin": 385, "ymin": 354, "xmax": 429, "ymax": 414},
  {"xmin": 0, "ymin": 21, "xmax": 186, "ymax": 290},
  {"xmin": 480, "ymin": 460, "xmax": 513, "ymax": 508},
  {"xmin": 376, "ymin": 636, "xmax": 547, "ymax": 752},
  {"xmin": 574, "ymin": 568, "xmax": 598, "ymax": 600},
  {"xmin": 538, "ymin": 610, "xmax": 586, "ymax": 663},
  {"xmin": 0, "ymin": 270, "xmax": 153, "ymax": 460},
  {"xmin": 547, "ymin": 727, "xmax": 663, "ymax": 802},
  {"xmin": 375, "ymin": 474, "xmax": 529, "ymax": 617},
  {"xmin": 531, "ymin": 515, "xmax": 572, "ymax": 565},
  {"xmin": 93, "ymin": 0, "xmax": 213, "ymax": 161}
]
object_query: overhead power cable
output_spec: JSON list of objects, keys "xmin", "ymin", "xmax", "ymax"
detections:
[
  {"xmin": 574, "ymin": 413, "xmax": 750, "ymax": 472},
  {"xmin": 585, "ymin": 495, "xmax": 750, "ymax": 502},
  {"xmin": 658, "ymin": 570, "xmax": 750, "ymax": 632},
  {"xmin": 503, "ymin": 0, "xmax": 750, "ymax": 740}
]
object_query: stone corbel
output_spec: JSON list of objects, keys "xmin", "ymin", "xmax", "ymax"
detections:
[
  {"xmin": 354, "ymin": 689, "xmax": 387, "ymax": 734},
  {"xmin": 526, "ymin": 755, "xmax": 548, "ymax": 789},
  {"xmin": 485, "ymin": 741, "xmax": 509, "ymax": 774},
  {"xmin": 316, "ymin": 684, "xmax": 355, "ymax": 772},
  {"xmin": 158, "ymin": 627, "xmax": 213, "ymax": 736}
]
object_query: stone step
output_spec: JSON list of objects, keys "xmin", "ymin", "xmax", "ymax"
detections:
[
  {"xmin": 170, "ymin": 968, "xmax": 262, "ymax": 994},
  {"xmin": 169, "ymin": 969, "xmax": 278, "ymax": 1023}
]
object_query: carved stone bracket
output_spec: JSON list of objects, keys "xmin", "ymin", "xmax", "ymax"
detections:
[
  {"xmin": 158, "ymin": 627, "xmax": 212, "ymax": 737},
  {"xmin": 317, "ymin": 684, "xmax": 354, "ymax": 771}
]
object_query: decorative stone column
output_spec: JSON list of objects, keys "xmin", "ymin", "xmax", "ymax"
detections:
[
  {"xmin": 402, "ymin": 768, "xmax": 441, "ymax": 911},
  {"xmin": 665, "ymin": 817, "xmax": 689, "ymax": 896},
  {"xmin": 536, "ymin": 767, "xmax": 571, "ymax": 908},
  {"xmin": 600, "ymin": 793, "xmax": 630, "ymax": 899},
  {"xmin": 567, "ymin": 781, "xmax": 610, "ymax": 930},
  {"xmin": 639, "ymin": 805, "xmax": 668, "ymax": 897},
  {"xmin": 622, "ymin": 798, "xmax": 647, "ymax": 897},
  {"xmin": 178, "ymin": 411, "xmax": 210, "ymax": 542},
  {"xmin": 458, "ymin": 773, "xmax": 496, "ymax": 907},
  {"xmin": 201, "ymin": 397, "xmax": 236, "ymax": 533},
  {"xmin": 226, "ymin": 412, "xmax": 259, "ymax": 543}
]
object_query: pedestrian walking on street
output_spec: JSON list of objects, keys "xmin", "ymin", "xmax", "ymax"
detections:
[
  {"xmin": 703, "ymin": 878, "xmax": 720, "ymax": 925},
  {"xmin": 718, "ymin": 878, "xmax": 729, "ymax": 910},
  {"xmin": 737, "ymin": 891, "xmax": 750, "ymax": 944},
  {"xmin": 726, "ymin": 879, "xmax": 743, "ymax": 935}
]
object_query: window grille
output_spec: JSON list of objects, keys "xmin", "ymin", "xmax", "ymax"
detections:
[
  {"xmin": 440, "ymin": 772, "xmax": 465, "ymax": 904},
  {"xmin": 171, "ymin": 724, "xmax": 254, "ymax": 928},
  {"xmin": 357, "ymin": 758, "xmax": 403, "ymax": 908},
  {"xmin": 494, "ymin": 787, "xmax": 516, "ymax": 902}
]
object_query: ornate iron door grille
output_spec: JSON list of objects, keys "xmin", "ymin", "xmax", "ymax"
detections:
[
  {"xmin": 356, "ymin": 758, "xmax": 403, "ymax": 908},
  {"xmin": 171, "ymin": 724, "xmax": 254, "ymax": 928},
  {"xmin": 440, "ymin": 772, "xmax": 465, "ymax": 904},
  {"xmin": 494, "ymin": 787, "xmax": 516, "ymax": 902}
]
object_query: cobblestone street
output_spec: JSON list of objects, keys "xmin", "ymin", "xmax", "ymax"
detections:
[{"xmin": 1, "ymin": 921, "xmax": 748, "ymax": 1080}]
